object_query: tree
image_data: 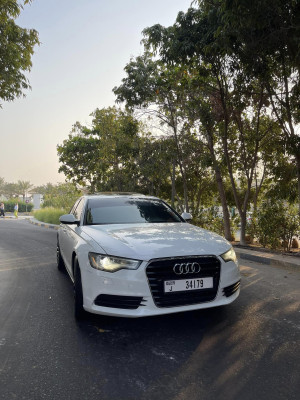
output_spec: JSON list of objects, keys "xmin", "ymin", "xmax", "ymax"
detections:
[
  {"xmin": 57, "ymin": 122, "xmax": 100, "ymax": 189},
  {"xmin": 142, "ymin": 4, "xmax": 285, "ymax": 243},
  {"xmin": 199, "ymin": 0, "xmax": 300, "ymax": 213},
  {"xmin": 0, "ymin": 180, "xmax": 18, "ymax": 198},
  {"xmin": 41, "ymin": 182, "xmax": 82, "ymax": 210},
  {"xmin": 264, "ymin": 151, "xmax": 299, "ymax": 205},
  {"xmin": 114, "ymin": 53, "xmax": 206, "ymax": 213},
  {"xmin": 0, "ymin": 0, "xmax": 39, "ymax": 106},
  {"xmin": 57, "ymin": 107, "xmax": 142, "ymax": 193},
  {"xmin": 33, "ymin": 182, "xmax": 56, "ymax": 195},
  {"xmin": 140, "ymin": 17, "xmax": 233, "ymax": 240},
  {"xmin": 16, "ymin": 180, "xmax": 33, "ymax": 200},
  {"xmin": 90, "ymin": 107, "xmax": 141, "ymax": 192},
  {"xmin": 134, "ymin": 135, "xmax": 175, "ymax": 200}
]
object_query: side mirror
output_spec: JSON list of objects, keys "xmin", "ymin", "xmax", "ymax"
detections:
[
  {"xmin": 181, "ymin": 212, "xmax": 192, "ymax": 222},
  {"xmin": 59, "ymin": 214, "xmax": 80, "ymax": 225}
]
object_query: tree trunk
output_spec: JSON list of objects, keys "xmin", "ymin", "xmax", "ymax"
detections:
[
  {"xmin": 183, "ymin": 176, "xmax": 189, "ymax": 213},
  {"xmin": 175, "ymin": 192, "xmax": 184, "ymax": 213},
  {"xmin": 170, "ymin": 121, "xmax": 189, "ymax": 213},
  {"xmin": 296, "ymin": 153, "xmax": 300, "ymax": 216},
  {"xmin": 171, "ymin": 159, "xmax": 176, "ymax": 208},
  {"xmin": 216, "ymin": 167, "xmax": 232, "ymax": 241},
  {"xmin": 206, "ymin": 131, "xmax": 231, "ymax": 241},
  {"xmin": 239, "ymin": 210, "xmax": 247, "ymax": 245}
]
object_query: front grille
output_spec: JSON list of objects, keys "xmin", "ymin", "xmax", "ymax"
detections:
[
  {"xmin": 223, "ymin": 280, "xmax": 240, "ymax": 297},
  {"xmin": 146, "ymin": 256, "xmax": 221, "ymax": 308},
  {"xmin": 94, "ymin": 294, "xmax": 145, "ymax": 309}
]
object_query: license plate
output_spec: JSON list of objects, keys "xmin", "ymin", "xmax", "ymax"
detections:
[{"xmin": 164, "ymin": 277, "xmax": 213, "ymax": 293}]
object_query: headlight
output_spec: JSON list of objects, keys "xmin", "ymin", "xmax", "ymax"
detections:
[
  {"xmin": 220, "ymin": 247, "xmax": 237, "ymax": 263},
  {"xmin": 88, "ymin": 253, "xmax": 142, "ymax": 272}
]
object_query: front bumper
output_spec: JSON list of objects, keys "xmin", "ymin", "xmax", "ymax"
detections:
[{"xmin": 80, "ymin": 255, "xmax": 241, "ymax": 318}]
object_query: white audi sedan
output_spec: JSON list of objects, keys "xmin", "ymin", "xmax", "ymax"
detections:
[{"xmin": 57, "ymin": 193, "xmax": 240, "ymax": 319}]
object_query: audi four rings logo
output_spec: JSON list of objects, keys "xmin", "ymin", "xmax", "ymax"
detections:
[{"xmin": 173, "ymin": 262, "xmax": 201, "ymax": 275}]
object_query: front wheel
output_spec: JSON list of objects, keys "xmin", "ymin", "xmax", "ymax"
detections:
[{"xmin": 74, "ymin": 257, "xmax": 85, "ymax": 320}]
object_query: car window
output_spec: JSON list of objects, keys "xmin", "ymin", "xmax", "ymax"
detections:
[
  {"xmin": 84, "ymin": 198, "xmax": 183, "ymax": 225},
  {"xmin": 74, "ymin": 198, "xmax": 84, "ymax": 220}
]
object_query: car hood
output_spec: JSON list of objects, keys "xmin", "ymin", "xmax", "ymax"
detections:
[{"xmin": 82, "ymin": 223, "xmax": 230, "ymax": 261}]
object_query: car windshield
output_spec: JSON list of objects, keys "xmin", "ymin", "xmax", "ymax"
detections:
[{"xmin": 84, "ymin": 198, "xmax": 183, "ymax": 225}]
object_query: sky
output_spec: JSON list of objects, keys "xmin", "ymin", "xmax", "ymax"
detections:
[{"xmin": 0, "ymin": 0, "xmax": 192, "ymax": 187}]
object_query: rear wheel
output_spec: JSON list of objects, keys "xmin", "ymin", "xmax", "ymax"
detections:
[
  {"xmin": 57, "ymin": 240, "xmax": 65, "ymax": 271},
  {"xmin": 74, "ymin": 257, "xmax": 85, "ymax": 320}
]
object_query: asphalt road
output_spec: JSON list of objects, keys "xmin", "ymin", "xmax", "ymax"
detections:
[{"xmin": 0, "ymin": 219, "xmax": 299, "ymax": 400}]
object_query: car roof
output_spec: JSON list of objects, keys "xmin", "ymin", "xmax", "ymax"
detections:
[{"xmin": 83, "ymin": 192, "xmax": 160, "ymax": 201}]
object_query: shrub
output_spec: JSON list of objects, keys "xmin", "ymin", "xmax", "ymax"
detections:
[
  {"xmin": 193, "ymin": 207, "xmax": 238, "ymax": 239},
  {"xmin": 2, "ymin": 200, "xmax": 33, "ymax": 213},
  {"xmin": 246, "ymin": 212, "xmax": 258, "ymax": 242},
  {"xmin": 279, "ymin": 205, "xmax": 300, "ymax": 251},
  {"xmin": 256, "ymin": 201, "xmax": 300, "ymax": 251},
  {"xmin": 34, "ymin": 208, "xmax": 67, "ymax": 225}
]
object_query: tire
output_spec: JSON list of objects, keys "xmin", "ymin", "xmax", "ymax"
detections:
[
  {"xmin": 74, "ymin": 257, "xmax": 85, "ymax": 320},
  {"xmin": 57, "ymin": 240, "xmax": 65, "ymax": 271}
]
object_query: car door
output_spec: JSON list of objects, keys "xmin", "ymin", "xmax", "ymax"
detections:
[{"xmin": 60, "ymin": 198, "xmax": 85, "ymax": 275}]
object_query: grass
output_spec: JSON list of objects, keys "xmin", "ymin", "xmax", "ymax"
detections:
[{"xmin": 33, "ymin": 207, "xmax": 67, "ymax": 225}]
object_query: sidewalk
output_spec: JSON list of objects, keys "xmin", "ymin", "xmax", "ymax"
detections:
[
  {"xmin": 234, "ymin": 245, "xmax": 300, "ymax": 271},
  {"xmin": 1, "ymin": 212, "xmax": 33, "ymax": 220}
]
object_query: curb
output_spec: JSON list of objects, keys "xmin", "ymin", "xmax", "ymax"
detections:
[
  {"xmin": 1, "ymin": 215, "xmax": 32, "ymax": 220},
  {"xmin": 29, "ymin": 218, "xmax": 59, "ymax": 231},
  {"xmin": 234, "ymin": 247, "xmax": 300, "ymax": 271}
]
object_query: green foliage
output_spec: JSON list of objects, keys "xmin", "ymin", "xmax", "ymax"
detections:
[
  {"xmin": 32, "ymin": 182, "xmax": 58, "ymax": 195},
  {"xmin": 193, "ymin": 207, "xmax": 238, "ymax": 239},
  {"xmin": 0, "ymin": 0, "xmax": 39, "ymax": 105},
  {"xmin": 16, "ymin": 180, "xmax": 33, "ymax": 200},
  {"xmin": 202, "ymin": 0, "xmax": 300, "ymax": 208},
  {"xmin": 194, "ymin": 208, "xmax": 225, "ymax": 237},
  {"xmin": 0, "ymin": 182, "xmax": 18, "ymax": 198},
  {"xmin": 41, "ymin": 183, "xmax": 82, "ymax": 211},
  {"xmin": 0, "ymin": 178, "xmax": 34, "ymax": 199},
  {"xmin": 246, "ymin": 212, "xmax": 258, "ymax": 242},
  {"xmin": 57, "ymin": 107, "xmax": 142, "ymax": 192},
  {"xmin": 256, "ymin": 201, "xmax": 300, "ymax": 250},
  {"xmin": 114, "ymin": 51, "xmax": 222, "ymax": 214},
  {"xmin": 57, "ymin": 0, "xmax": 299, "ymax": 243},
  {"xmin": 141, "ymin": 0, "xmax": 300, "ymax": 240},
  {"xmin": 34, "ymin": 208, "xmax": 65, "ymax": 225},
  {"xmin": 113, "ymin": 53, "xmax": 159, "ymax": 109},
  {"xmin": 134, "ymin": 135, "xmax": 174, "ymax": 198},
  {"xmin": 264, "ymin": 155, "xmax": 298, "ymax": 203},
  {"xmin": 3, "ymin": 200, "xmax": 33, "ymax": 213}
]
